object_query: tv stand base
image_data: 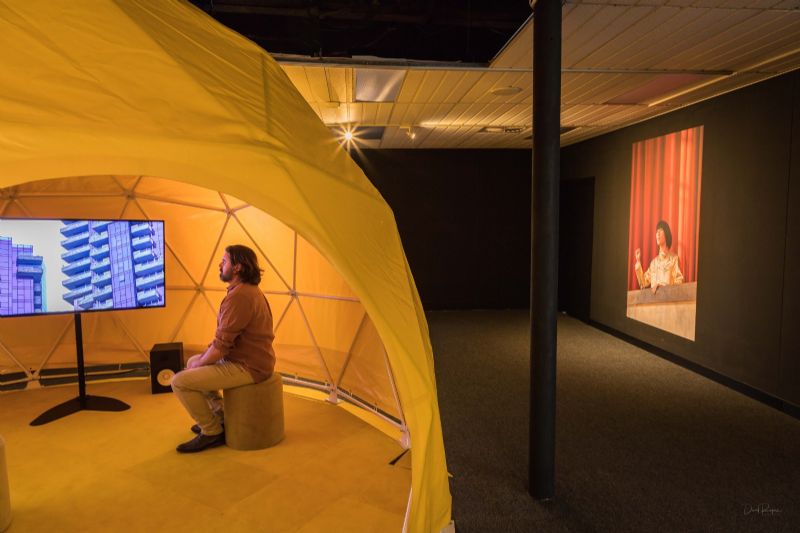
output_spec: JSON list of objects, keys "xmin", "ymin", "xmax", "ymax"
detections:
[{"xmin": 30, "ymin": 395, "xmax": 130, "ymax": 426}]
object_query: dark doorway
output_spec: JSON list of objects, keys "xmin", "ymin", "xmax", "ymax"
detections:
[{"xmin": 558, "ymin": 177, "xmax": 595, "ymax": 321}]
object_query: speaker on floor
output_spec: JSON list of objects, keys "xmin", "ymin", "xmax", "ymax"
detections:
[{"xmin": 149, "ymin": 342, "xmax": 183, "ymax": 394}]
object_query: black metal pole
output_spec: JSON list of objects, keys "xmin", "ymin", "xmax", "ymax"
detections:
[
  {"xmin": 75, "ymin": 312, "xmax": 87, "ymax": 408},
  {"xmin": 30, "ymin": 313, "xmax": 131, "ymax": 426},
  {"xmin": 530, "ymin": 0, "xmax": 561, "ymax": 500}
]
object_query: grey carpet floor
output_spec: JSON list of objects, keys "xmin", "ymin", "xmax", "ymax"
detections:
[{"xmin": 428, "ymin": 310, "xmax": 799, "ymax": 533}]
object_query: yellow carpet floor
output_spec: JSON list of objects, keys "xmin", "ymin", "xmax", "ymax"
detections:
[{"xmin": 0, "ymin": 379, "xmax": 410, "ymax": 532}]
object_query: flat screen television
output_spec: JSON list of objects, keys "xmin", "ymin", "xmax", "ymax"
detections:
[{"xmin": 0, "ymin": 218, "xmax": 165, "ymax": 317}]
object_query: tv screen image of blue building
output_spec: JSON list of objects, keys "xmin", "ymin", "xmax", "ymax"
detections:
[{"xmin": 0, "ymin": 219, "xmax": 165, "ymax": 317}]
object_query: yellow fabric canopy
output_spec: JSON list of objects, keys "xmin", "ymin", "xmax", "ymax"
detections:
[{"xmin": 0, "ymin": 1, "xmax": 451, "ymax": 531}]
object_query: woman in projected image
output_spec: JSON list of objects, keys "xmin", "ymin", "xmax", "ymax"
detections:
[{"xmin": 634, "ymin": 219, "xmax": 684, "ymax": 294}]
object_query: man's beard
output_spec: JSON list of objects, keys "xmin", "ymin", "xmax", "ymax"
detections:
[{"xmin": 219, "ymin": 270, "xmax": 233, "ymax": 282}]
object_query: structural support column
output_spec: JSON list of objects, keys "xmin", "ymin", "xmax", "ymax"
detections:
[{"xmin": 530, "ymin": 0, "xmax": 561, "ymax": 501}]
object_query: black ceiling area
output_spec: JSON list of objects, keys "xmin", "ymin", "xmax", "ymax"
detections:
[{"xmin": 188, "ymin": 0, "xmax": 532, "ymax": 63}]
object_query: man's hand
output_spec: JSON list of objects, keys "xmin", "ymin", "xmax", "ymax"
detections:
[
  {"xmin": 634, "ymin": 248, "xmax": 641, "ymax": 265},
  {"xmin": 651, "ymin": 283, "xmax": 659, "ymax": 294},
  {"xmin": 186, "ymin": 356, "xmax": 204, "ymax": 369}
]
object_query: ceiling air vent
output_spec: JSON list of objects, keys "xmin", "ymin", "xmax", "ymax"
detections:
[
  {"xmin": 479, "ymin": 126, "xmax": 525, "ymax": 134},
  {"xmin": 355, "ymin": 69, "xmax": 406, "ymax": 102},
  {"xmin": 490, "ymin": 86, "xmax": 523, "ymax": 96}
]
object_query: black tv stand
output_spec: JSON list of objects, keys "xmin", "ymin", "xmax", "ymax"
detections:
[{"xmin": 30, "ymin": 312, "xmax": 130, "ymax": 426}]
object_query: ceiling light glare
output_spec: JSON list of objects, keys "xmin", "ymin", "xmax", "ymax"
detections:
[
  {"xmin": 343, "ymin": 131, "xmax": 354, "ymax": 141},
  {"xmin": 490, "ymin": 86, "xmax": 523, "ymax": 96}
]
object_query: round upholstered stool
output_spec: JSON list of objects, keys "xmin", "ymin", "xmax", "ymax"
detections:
[
  {"xmin": 224, "ymin": 372, "xmax": 284, "ymax": 450},
  {"xmin": 0, "ymin": 435, "xmax": 11, "ymax": 532}
]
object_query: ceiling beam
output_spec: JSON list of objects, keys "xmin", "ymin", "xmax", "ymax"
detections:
[
  {"xmin": 204, "ymin": 3, "xmax": 522, "ymax": 30},
  {"xmin": 562, "ymin": 0, "xmax": 800, "ymax": 14},
  {"xmin": 273, "ymin": 54, "xmax": 744, "ymax": 75}
]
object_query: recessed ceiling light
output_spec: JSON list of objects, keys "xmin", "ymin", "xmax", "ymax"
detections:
[
  {"xmin": 329, "ymin": 126, "xmax": 385, "ymax": 146},
  {"xmin": 490, "ymin": 86, "xmax": 523, "ymax": 96}
]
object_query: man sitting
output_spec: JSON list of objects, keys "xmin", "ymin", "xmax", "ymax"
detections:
[{"xmin": 171, "ymin": 244, "xmax": 275, "ymax": 453}]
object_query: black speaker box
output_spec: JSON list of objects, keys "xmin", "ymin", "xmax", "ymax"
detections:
[{"xmin": 150, "ymin": 342, "xmax": 183, "ymax": 394}]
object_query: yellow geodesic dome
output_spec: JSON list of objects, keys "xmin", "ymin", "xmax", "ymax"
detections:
[
  {"xmin": 0, "ymin": 175, "xmax": 403, "ymax": 423},
  {"xmin": 0, "ymin": 1, "xmax": 451, "ymax": 531}
]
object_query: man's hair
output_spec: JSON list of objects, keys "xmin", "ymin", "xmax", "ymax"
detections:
[
  {"xmin": 225, "ymin": 244, "xmax": 263, "ymax": 285},
  {"xmin": 656, "ymin": 220, "xmax": 673, "ymax": 249}
]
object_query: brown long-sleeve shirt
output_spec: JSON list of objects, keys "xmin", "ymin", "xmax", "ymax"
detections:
[{"xmin": 207, "ymin": 280, "xmax": 276, "ymax": 383}]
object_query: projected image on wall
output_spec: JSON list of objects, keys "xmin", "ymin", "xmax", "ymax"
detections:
[{"xmin": 626, "ymin": 126, "xmax": 703, "ymax": 341}]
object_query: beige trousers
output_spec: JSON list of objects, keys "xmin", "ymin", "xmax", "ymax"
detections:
[{"xmin": 171, "ymin": 355, "xmax": 255, "ymax": 436}]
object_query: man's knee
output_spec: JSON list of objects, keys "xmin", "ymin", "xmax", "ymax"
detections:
[
  {"xmin": 169, "ymin": 371, "xmax": 183, "ymax": 392},
  {"xmin": 171, "ymin": 369, "xmax": 189, "ymax": 391},
  {"xmin": 171, "ymin": 355, "xmax": 201, "ymax": 391}
]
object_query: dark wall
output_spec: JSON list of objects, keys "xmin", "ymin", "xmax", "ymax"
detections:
[
  {"xmin": 781, "ymin": 73, "xmax": 800, "ymax": 405},
  {"xmin": 561, "ymin": 70, "xmax": 800, "ymax": 407},
  {"xmin": 559, "ymin": 177, "xmax": 594, "ymax": 322},
  {"xmin": 352, "ymin": 149, "xmax": 531, "ymax": 310}
]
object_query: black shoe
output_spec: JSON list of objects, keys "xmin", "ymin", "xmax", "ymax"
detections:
[
  {"xmin": 176, "ymin": 432, "xmax": 225, "ymax": 453},
  {"xmin": 191, "ymin": 423, "xmax": 224, "ymax": 434}
]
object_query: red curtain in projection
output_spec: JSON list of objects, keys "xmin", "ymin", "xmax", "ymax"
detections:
[{"xmin": 627, "ymin": 126, "xmax": 703, "ymax": 291}]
